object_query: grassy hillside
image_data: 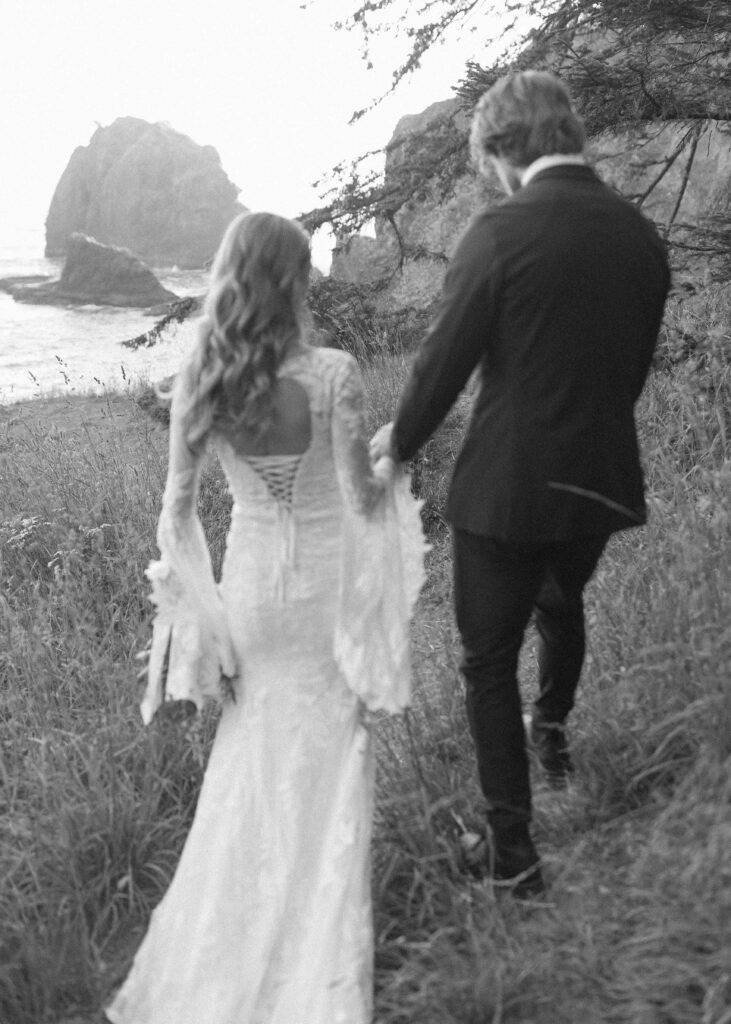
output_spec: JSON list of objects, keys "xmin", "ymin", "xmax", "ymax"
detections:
[{"xmin": 0, "ymin": 289, "xmax": 729, "ymax": 1023}]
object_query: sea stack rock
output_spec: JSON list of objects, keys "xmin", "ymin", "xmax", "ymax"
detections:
[
  {"xmin": 1, "ymin": 234, "xmax": 178, "ymax": 307},
  {"xmin": 45, "ymin": 118, "xmax": 245, "ymax": 268},
  {"xmin": 57, "ymin": 234, "xmax": 179, "ymax": 306}
]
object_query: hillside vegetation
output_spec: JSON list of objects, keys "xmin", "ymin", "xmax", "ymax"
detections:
[{"xmin": 0, "ymin": 286, "xmax": 729, "ymax": 1023}]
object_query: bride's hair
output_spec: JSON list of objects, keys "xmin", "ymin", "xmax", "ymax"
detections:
[{"xmin": 178, "ymin": 211, "xmax": 312, "ymax": 450}]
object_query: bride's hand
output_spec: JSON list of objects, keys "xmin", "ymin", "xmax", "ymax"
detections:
[
  {"xmin": 372, "ymin": 455, "xmax": 396, "ymax": 487},
  {"xmin": 369, "ymin": 422, "xmax": 395, "ymax": 462}
]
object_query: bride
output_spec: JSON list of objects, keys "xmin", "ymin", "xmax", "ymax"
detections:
[{"xmin": 106, "ymin": 211, "xmax": 427, "ymax": 1024}]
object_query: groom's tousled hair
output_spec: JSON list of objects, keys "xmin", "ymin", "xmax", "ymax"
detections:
[{"xmin": 470, "ymin": 71, "xmax": 585, "ymax": 171}]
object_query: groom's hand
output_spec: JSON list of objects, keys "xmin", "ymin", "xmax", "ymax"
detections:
[{"xmin": 369, "ymin": 422, "xmax": 396, "ymax": 462}]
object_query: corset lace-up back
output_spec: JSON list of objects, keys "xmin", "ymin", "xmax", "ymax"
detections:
[{"xmin": 244, "ymin": 453, "xmax": 303, "ymax": 509}]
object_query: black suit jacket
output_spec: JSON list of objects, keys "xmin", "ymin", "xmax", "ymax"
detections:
[{"xmin": 392, "ymin": 165, "xmax": 671, "ymax": 542}]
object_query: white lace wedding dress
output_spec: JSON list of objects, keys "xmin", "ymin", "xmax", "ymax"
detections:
[{"xmin": 106, "ymin": 344, "xmax": 427, "ymax": 1024}]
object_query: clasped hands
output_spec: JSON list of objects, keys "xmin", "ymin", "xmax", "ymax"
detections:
[{"xmin": 369, "ymin": 421, "xmax": 397, "ymax": 463}]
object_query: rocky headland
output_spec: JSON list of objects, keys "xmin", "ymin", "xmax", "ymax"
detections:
[
  {"xmin": 1, "ymin": 234, "xmax": 178, "ymax": 308},
  {"xmin": 45, "ymin": 118, "xmax": 245, "ymax": 268},
  {"xmin": 331, "ymin": 102, "xmax": 731, "ymax": 316}
]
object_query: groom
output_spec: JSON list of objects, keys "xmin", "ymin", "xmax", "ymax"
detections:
[{"xmin": 372, "ymin": 71, "xmax": 670, "ymax": 897}]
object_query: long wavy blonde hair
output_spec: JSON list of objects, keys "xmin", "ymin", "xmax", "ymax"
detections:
[{"xmin": 178, "ymin": 211, "xmax": 312, "ymax": 450}]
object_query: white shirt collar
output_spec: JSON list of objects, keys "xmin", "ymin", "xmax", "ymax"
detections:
[{"xmin": 520, "ymin": 154, "xmax": 586, "ymax": 187}]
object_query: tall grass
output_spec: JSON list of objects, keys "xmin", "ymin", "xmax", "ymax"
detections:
[
  {"xmin": 0, "ymin": 399, "xmax": 224, "ymax": 1020},
  {"xmin": 0, "ymin": 291, "xmax": 729, "ymax": 1022}
]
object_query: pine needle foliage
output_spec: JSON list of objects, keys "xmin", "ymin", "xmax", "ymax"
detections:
[{"xmin": 305, "ymin": 0, "xmax": 731, "ymax": 249}]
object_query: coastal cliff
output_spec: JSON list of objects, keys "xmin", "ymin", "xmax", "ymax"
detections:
[{"xmin": 331, "ymin": 102, "xmax": 731, "ymax": 312}]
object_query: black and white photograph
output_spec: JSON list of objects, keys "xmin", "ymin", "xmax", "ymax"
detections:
[{"xmin": 1, "ymin": 2, "xmax": 730, "ymax": 1022}]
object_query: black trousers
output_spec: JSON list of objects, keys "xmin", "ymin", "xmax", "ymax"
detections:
[{"xmin": 452, "ymin": 529, "xmax": 609, "ymax": 828}]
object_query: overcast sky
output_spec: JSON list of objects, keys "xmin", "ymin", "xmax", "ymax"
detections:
[{"xmin": 0, "ymin": 0, "xmax": 517, "ymax": 266}]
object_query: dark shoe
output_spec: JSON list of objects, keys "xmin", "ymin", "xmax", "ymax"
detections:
[
  {"xmin": 488, "ymin": 821, "xmax": 546, "ymax": 900},
  {"xmin": 529, "ymin": 719, "xmax": 573, "ymax": 788},
  {"xmin": 494, "ymin": 860, "xmax": 546, "ymax": 901}
]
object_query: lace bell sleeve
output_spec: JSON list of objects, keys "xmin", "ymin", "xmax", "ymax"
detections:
[
  {"xmin": 140, "ymin": 368, "xmax": 238, "ymax": 724},
  {"xmin": 330, "ymin": 352, "xmax": 390, "ymax": 515},
  {"xmin": 331, "ymin": 353, "xmax": 429, "ymax": 714}
]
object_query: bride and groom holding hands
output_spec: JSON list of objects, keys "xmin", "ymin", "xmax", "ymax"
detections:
[{"xmin": 107, "ymin": 71, "xmax": 670, "ymax": 1023}]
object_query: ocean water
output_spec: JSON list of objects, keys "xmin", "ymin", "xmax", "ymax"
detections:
[{"xmin": 0, "ymin": 222, "xmax": 208, "ymax": 404}]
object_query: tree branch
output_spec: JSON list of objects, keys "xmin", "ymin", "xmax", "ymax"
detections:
[{"xmin": 664, "ymin": 125, "xmax": 701, "ymax": 237}]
